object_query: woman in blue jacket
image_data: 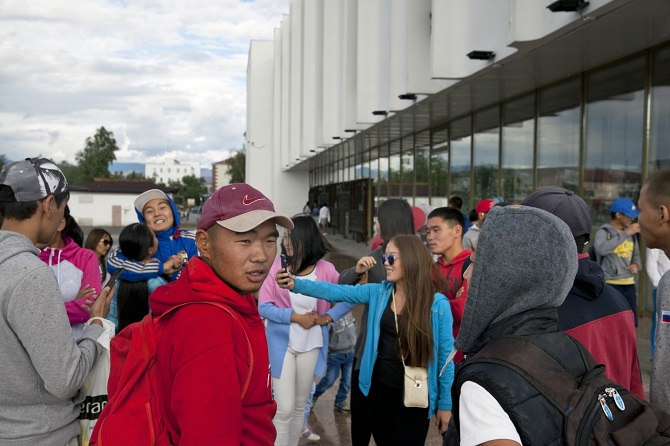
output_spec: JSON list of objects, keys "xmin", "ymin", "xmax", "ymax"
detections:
[{"xmin": 277, "ymin": 235, "xmax": 454, "ymax": 445}]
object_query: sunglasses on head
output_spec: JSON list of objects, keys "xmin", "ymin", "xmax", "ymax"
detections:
[
  {"xmin": 101, "ymin": 239, "xmax": 112, "ymax": 247},
  {"xmin": 381, "ymin": 254, "xmax": 398, "ymax": 265}
]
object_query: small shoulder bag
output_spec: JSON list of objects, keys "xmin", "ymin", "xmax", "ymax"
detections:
[{"xmin": 392, "ymin": 289, "xmax": 429, "ymax": 408}]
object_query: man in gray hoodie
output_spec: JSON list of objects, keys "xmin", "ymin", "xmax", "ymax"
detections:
[
  {"xmin": 639, "ymin": 169, "xmax": 670, "ymax": 413},
  {"xmin": 451, "ymin": 205, "xmax": 579, "ymax": 445},
  {"xmin": 0, "ymin": 158, "xmax": 113, "ymax": 446}
]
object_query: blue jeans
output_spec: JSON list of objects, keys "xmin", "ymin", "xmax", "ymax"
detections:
[{"xmin": 314, "ymin": 351, "xmax": 354, "ymax": 404}]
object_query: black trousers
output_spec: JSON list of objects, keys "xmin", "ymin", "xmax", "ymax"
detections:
[
  {"xmin": 367, "ymin": 377, "xmax": 430, "ymax": 446},
  {"xmin": 350, "ymin": 363, "xmax": 372, "ymax": 446}
]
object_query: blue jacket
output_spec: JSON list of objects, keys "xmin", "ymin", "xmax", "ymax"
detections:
[
  {"xmin": 292, "ymin": 279, "xmax": 454, "ymax": 415},
  {"xmin": 258, "ymin": 259, "xmax": 355, "ymax": 379},
  {"xmin": 107, "ymin": 194, "xmax": 198, "ymax": 282}
]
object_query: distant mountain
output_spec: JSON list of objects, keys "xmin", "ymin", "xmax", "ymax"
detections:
[{"xmin": 109, "ymin": 162, "xmax": 145, "ymax": 174}]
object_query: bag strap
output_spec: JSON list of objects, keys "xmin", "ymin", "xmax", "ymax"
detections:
[
  {"xmin": 463, "ymin": 336, "xmax": 602, "ymax": 414},
  {"xmin": 158, "ymin": 301, "xmax": 254, "ymax": 399}
]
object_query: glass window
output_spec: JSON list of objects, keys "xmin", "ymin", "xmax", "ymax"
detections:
[
  {"xmin": 502, "ymin": 95, "xmax": 535, "ymax": 203},
  {"xmin": 450, "ymin": 117, "xmax": 472, "ymax": 211},
  {"xmin": 473, "ymin": 107, "xmax": 500, "ymax": 200},
  {"xmin": 389, "ymin": 140, "xmax": 401, "ymax": 197},
  {"xmin": 415, "ymin": 131, "xmax": 430, "ymax": 206},
  {"xmin": 430, "ymin": 128, "xmax": 449, "ymax": 207},
  {"xmin": 401, "ymin": 135, "xmax": 414, "ymax": 201},
  {"xmin": 537, "ymin": 79, "xmax": 580, "ymax": 189},
  {"xmin": 584, "ymin": 57, "xmax": 645, "ymax": 225},
  {"xmin": 377, "ymin": 143, "xmax": 389, "ymax": 198},
  {"xmin": 650, "ymin": 46, "xmax": 670, "ymax": 173}
]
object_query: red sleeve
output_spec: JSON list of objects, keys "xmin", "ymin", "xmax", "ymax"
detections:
[
  {"xmin": 450, "ymin": 282, "xmax": 468, "ymax": 328},
  {"xmin": 160, "ymin": 306, "xmax": 244, "ymax": 446}
]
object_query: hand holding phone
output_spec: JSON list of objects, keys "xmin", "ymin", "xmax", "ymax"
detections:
[
  {"xmin": 280, "ymin": 254, "xmax": 289, "ymax": 273},
  {"xmin": 104, "ymin": 267, "xmax": 124, "ymax": 291}
]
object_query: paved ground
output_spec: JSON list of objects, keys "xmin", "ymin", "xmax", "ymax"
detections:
[{"xmin": 86, "ymin": 227, "xmax": 652, "ymax": 445}]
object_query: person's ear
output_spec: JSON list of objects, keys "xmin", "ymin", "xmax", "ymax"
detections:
[
  {"xmin": 56, "ymin": 217, "xmax": 66, "ymax": 232},
  {"xmin": 196, "ymin": 229, "xmax": 210, "ymax": 259},
  {"xmin": 660, "ymin": 205, "xmax": 670, "ymax": 225},
  {"xmin": 42, "ymin": 195, "xmax": 55, "ymax": 216}
]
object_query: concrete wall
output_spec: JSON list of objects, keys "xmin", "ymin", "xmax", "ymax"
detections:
[{"xmin": 68, "ymin": 192, "xmax": 142, "ymax": 227}]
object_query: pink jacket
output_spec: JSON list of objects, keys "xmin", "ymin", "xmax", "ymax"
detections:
[{"xmin": 40, "ymin": 237, "xmax": 102, "ymax": 324}]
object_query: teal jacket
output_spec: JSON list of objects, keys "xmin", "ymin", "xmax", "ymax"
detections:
[{"xmin": 292, "ymin": 279, "xmax": 454, "ymax": 416}]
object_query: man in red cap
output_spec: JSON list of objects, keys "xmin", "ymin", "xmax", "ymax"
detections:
[
  {"xmin": 462, "ymin": 199, "xmax": 495, "ymax": 250},
  {"xmin": 149, "ymin": 183, "xmax": 293, "ymax": 445}
]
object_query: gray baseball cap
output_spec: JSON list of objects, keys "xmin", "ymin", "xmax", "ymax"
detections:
[
  {"xmin": 521, "ymin": 187, "xmax": 592, "ymax": 238},
  {"xmin": 0, "ymin": 157, "xmax": 68, "ymax": 202}
]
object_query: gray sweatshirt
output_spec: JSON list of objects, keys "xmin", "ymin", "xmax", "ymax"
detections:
[
  {"xmin": 0, "ymin": 231, "xmax": 104, "ymax": 446},
  {"xmin": 651, "ymin": 270, "xmax": 670, "ymax": 412},
  {"xmin": 462, "ymin": 223, "xmax": 480, "ymax": 250},
  {"xmin": 593, "ymin": 224, "xmax": 640, "ymax": 285}
]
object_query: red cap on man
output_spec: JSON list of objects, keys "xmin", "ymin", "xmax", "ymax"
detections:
[{"xmin": 198, "ymin": 183, "xmax": 294, "ymax": 232}]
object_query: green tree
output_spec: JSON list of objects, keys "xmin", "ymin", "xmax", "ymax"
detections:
[
  {"xmin": 75, "ymin": 127, "xmax": 119, "ymax": 181},
  {"xmin": 226, "ymin": 150, "xmax": 245, "ymax": 183},
  {"xmin": 0, "ymin": 154, "xmax": 7, "ymax": 171},
  {"xmin": 178, "ymin": 175, "xmax": 208, "ymax": 206},
  {"xmin": 126, "ymin": 171, "xmax": 145, "ymax": 180},
  {"xmin": 57, "ymin": 160, "xmax": 88, "ymax": 185}
]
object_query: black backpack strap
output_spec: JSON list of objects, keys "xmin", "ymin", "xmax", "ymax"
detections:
[{"xmin": 462, "ymin": 335, "xmax": 603, "ymax": 415}]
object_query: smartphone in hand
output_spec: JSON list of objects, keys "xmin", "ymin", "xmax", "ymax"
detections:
[
  {"xmin": 104, "ymin": 267, "xmax": 124, "ymax": 291},
  {"xmin": 280, "ymin": 254, "xmax": 289, "ymax": 272}
]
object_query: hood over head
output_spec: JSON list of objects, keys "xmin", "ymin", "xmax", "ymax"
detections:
[
  {"xmin": 455, "ymin": 205, "xmax": 578, "ymax": 353},
  {"xmin": 135, "ymin": 191, "xmax": 181, "ymax": 239}
]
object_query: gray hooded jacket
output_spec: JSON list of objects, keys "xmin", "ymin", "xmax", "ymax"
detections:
[
  {"xmin": 0, "ymin": 231, "xmax": 104, "ymax": 446},
  {"xmin": 455, "ymin": 205, "xmax": 578, "ymax": 354}
]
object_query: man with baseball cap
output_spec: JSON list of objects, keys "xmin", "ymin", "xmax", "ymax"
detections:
[
  {"xmin": 107, "ymin": 188, "xmax": 198, "ymax": 282},
  {"xmin": 147, "ymin": 183, "xmax": 292, "ymax": 444},
  {"xmin": 462, "ymin": 198, "xmax": 494, "ymax": 250},
  {"xmin": 0, "ymin": 157, "xmax": 113, "ymax": 446},
  {"xmin": 593, "ymin": 197, "xmax": 641, "ymax": 326},
  {"xmin": 522, "ymin": 187, "xmax": 644, "ymax": 398}
]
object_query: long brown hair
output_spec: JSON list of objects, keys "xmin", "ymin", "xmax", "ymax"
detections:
[
  {"xmin": 84, "ymin": 228, "xmax": 113, "ymax": 281},
  {"xmin": 391, "ymin": 235, "xmax": 441, "ymax": 368}
]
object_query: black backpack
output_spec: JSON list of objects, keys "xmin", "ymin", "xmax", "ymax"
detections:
[{"xmin": 447, "ymin": 335, "xmax": 670, "ymax": 446}]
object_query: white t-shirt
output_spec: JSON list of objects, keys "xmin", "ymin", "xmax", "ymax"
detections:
[
  {"xmin": 288, "ymin": 267, "xmax": 323, "ymax": 352},
  {"xmin": 318, "ymin": 206, "xmax": 330, "ymax": 222},
  {"xmin": 459, "ymin": 381, "xmax": 522, "ymax": 446}
]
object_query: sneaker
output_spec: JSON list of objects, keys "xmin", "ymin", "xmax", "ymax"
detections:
[
  {"xmin": 301, "ymin": 428, "xmax": 321, "ymax": 441},
  {"xmin": 334, "ymin": 402, "xmax": 351, "ymax": 413}
]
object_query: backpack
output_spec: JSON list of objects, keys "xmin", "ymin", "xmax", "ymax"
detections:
[
  {"xmin": 89, "ymin": 301, "xmax": 253, "ymax": 446},
  {"xmin": 450, "ymin": 335, "xmax": 670, "ymax": 446},
  {"xmin": 588, "ymin": 226, "xmax": 630, "ymax": 263}
]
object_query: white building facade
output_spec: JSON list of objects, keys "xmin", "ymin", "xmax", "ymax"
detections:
[{"xmin": 145, "ymin": 159, "xmax": 201, "ymax": 185}]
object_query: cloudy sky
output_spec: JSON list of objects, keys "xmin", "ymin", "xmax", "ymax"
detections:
[{"xmin": 0, "ymin": 0, "xmax": 289, "ymax": 168}]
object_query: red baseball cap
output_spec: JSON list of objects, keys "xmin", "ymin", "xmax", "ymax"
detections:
[
  {"xmin": 476, "ymin": 199, "xmax": 495, "ymax": 214},
  {"xmin": 197, "ymin": 183, "xmax": 293, "ymax": 232}
]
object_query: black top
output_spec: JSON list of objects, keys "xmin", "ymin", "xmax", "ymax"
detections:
[{"xmin": 372, "ymin": 298, "xmax": 404, "ymax": 389}]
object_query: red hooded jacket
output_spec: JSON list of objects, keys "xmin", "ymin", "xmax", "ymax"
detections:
[
  {"xmin": 150, "ymin": 257, "xmax": 276, "ymax": 445},
  {"xmin": 436, "ymin": 249, "xmax": 471, "ymax": 363}
]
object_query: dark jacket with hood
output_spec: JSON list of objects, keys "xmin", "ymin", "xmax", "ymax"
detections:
[
  {"xmin": 558, "ymin": 253, "xmax": 644, "ymax": 398},
  {"xmin": 107, "ymin": 194, "xmax": 198, "ymax": 282},
  {"xmin": 451, "ymin": 205, "xmax": 579, "ymax": 445},
  {"xmin": 149, "ymin": 257, "xmax": 276, "ymax": 445}
]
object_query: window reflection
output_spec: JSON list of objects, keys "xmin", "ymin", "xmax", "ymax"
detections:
[
  {"xmin": 431, "ymin": 128, "xmax": 449, "ymax": 207},
  {"xmin": 473, "ymin": 107, "xmax": 500, "ymax": 201},
  {"xmin": 650, "ymin": 46, "xmax": 670, "ymax": 173},
  {"xmin": 415, "ymin": 131, "xmax": 430, "ymax": 206},
  {"xmin": 584, "ymin": 57, "xmax": 645, "ymax": 225},
  {"xmin": 502, "ymin": 95, "xmax": 534, "ymax": 203},
  {"xmin": 537, "ymin": 79, "xmax": 580, "ymax": 189},
  {"xmin": 389, "ymin": 140, "xmax": 401, "ymax": 197},
  {"xmin": 401, "ymin": 135, "xmax": 414, "ymax": 201},
  {"xmin": 450, "ymin": 117, "xmax": 472, "ymax": 211}
]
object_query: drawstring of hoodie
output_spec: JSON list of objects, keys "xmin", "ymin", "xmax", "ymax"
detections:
[{"xmin": 42, "ymin": 247, "xmax": 63, "ymax": 285}]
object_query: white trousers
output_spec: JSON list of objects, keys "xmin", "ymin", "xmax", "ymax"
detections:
[{"xmin": 272, "ymin": 347, "xmax": 320, "ymax": 446}]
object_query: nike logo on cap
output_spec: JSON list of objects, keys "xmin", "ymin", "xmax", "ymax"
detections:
[{"xmin": 242, "ymin": 195, "xmax": 266, "ymax": 205}]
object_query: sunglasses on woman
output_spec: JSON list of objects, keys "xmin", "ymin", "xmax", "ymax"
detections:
[
  {"xmin": 381, "ymin": 254, "xmax": 398, "ymax": 266},
  {"xmin": 101, "ymin": 239, "xmax": 112, "ymax": 247}
]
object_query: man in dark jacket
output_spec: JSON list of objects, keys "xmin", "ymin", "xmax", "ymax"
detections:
[
  {"xmin": 452, "ymin": 205, "xmax": 579, "ymax": 445},
  {"xmin": 521, "ymin": 187, "xmax": 644, "ymax": 398}
]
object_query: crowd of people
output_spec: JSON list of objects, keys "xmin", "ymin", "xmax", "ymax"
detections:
[{"xmin": 2, "ymin": 156, "xmax": 670, "ymax": 445}]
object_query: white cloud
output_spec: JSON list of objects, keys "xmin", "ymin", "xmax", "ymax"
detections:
[{"xmin": 0, "ymin": 0, "xmax": 288, "ymax": 168}]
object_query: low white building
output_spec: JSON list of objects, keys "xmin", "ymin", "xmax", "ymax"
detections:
[
  {"xmin": 212, "ymin": 159, "xmax": 232, "ymax": 192},
  {"xmin": 145, "ymin": 159, "xmax": 200, "ymax": 185},
  {"xmin": 68, "ymin": 180, "xmax": 177, "ymax": 227}
]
